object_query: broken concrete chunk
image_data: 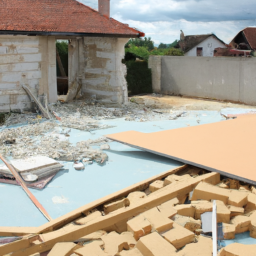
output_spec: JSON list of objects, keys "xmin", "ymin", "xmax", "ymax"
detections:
[
  {"xmin": 162, "ymin": 223, "xmax": 195, "ymax": 249},
  {"xmin": 177, "ymin": 235, "xmax": 212, "ymax": 256},
  {"xmin": 218, "ymin": 243, "xmax": 256, "ymax": 256},
  {"xmin": 173, "ymin": 204, "xmax": 195, "ymax": 218},
  {"xmin": 127, "ymin": 214, "xmax": 152, "ymax": 241},
  {"xmin": 191, "ymin": 182, "xmax": 229, "ymax": 203},
  {"xmin": 246, "ymin": 193, "xmax": 256, "ymax": 211},
  {"xmin": 216, "ymin": 200, "xmax": 231, "ymax": 223},
  {"xmin": 75, "ymin": 211, "xmax": 102, "ymax": 225},
  {"xmin": 142, "ymin": 207, "xmax": 173, "ymax": 233},
  {"xmin": 228, "ymin": 190, "xmax": 248, "ymax": 207},
  {"xmin": 127, "ymin": 192, "xmax": 147, "ymax": 205},
  {"xmin": 75, "ymin": 240, "xmax": 106, "ymax": 256},
  {"xmin": 230, "ymin": 215, "xmax": 251, "ymax": 234},
  {"xmin": 149, "ymin": 180, "xmax": 164, "ymax": 192},
  {"xmin": 164, "ymin": 174, "xmax": 191, "ymax": 186},
  {"xmin": 191, "ymin": 201, "xmax": 213, "ymax": 220},
  {"xmin": 227, "ymin": 205, "xmax": 244, "ymax": 217},
  {"xmin": 222, "ymin": 223, "xmax": 236, "ymax": 240},
  {"xmin": 48, "ymin": 242, "xmax": 77, "ymax": 256},
  {"xmin": 136, "ymin": 232, "xmax": 176, "ymax": 256},
  {"xmin": 104, "ymin": 198, "xmax": 130, "ymax": 214},
  {"xmin": 172, "ymin": 214, "xmax": 201, "ymax": 232},
  {"xmin": 118, "ymin": 248, "xmax": 143, "ymax": 256}
]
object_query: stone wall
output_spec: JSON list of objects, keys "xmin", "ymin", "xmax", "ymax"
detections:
[{"xmin": 0, "ymin": 35, "xmax": 57, "ymax": 112}]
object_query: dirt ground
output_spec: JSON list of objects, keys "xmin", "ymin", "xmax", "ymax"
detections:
[{"xmin": 130, "ymin": 94, "xmax": 256, "ymax": 111}]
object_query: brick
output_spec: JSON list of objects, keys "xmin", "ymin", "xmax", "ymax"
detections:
[
  {"xmin": 191, "ymin": 201, "xmax": 212, "ymax": 219},
  {"xmin": 104, "ymin": 198, "xmax": 130, "ymax": 214},
  {"xmin": 127, "ymin": 215, "xmax": 152, "ymax": 241},
  {"xmin": 173, "ymin": 214, "xmax": 201, "ymax": 232},
  {"xmin": 176, "ymin": 235, "xmax": 212, "ymax": 256},
  {"xmin": 162, "ymin": 223, "xmax": 195, "ymax": 249},
  {"xmin": 216, "ymin": 200, "xmax": 230, "ymax": 223},
  {"xmin": 149, "ymin": 180, "xmax": 164, "ymax": 192},
  {"xmin": 127, "ymin": 192, "xmax": 147, "ymax": 205},
  {"xmin": 218, "ymin": 243, "xmax": 256, "ymax": 256},
  {"xmin": 75, "ymin": 241, "xmax": 106, "ymax": 256},
  {"xmin": 228, "ymin": 190, "xmax": 248, "ymax": 207},
  {"xmin": 48, "ymin": 242, "xmax": 77, "ymax": 256},
  {"xmin": 142, "ymin": 207, "xmax": 173, "ymax": 233},
  {"xmin": 230, "ymin": 216, "xmax": 251, "ymax": 234},
  {"xmin": 191, "ymin": 182, "xmax": 229, "ymax": 203},
  {"xmin": 222, "ymin": 223, "xmax": 235, "ymax": 240},
  {"xmin": 164, "ymin": 174, "xmax": 191, "ymax": 186},
  {"xmin": 136, "ymin": 232, "xmax": 176, "ymax": 256},
  {"xmin": 227, "ymin": 205, "xmax": 244, "ymax": 218},
  {"xmin": 118, "ymin": 248, "xmax": 143, "ymax": 256},
  {"xmin": 157, "ymin": 205, "xmax": 177, "ymax": 219},
  {"xmin": 246, "ymin": 193, "xmax": 256, "ymax": 211},
  {"xmin": 173, "ymin": 204, "xmax": 195, "ymax": 218},
  {"xmin": 250, "ymin": 220, "xmax": 256, "ymax": 238}
]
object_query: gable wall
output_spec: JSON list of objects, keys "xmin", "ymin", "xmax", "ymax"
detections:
[{"xmin": 185, "ymin": 36, "xmax": 226, "ymax": 57}]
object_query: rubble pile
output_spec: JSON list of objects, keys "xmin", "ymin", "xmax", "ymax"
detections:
[
  {"xmin": 3, "ymin": 165, "xmax": 256, "ymax": 255},
  {"xmin": 0, "ymin": 121, "xmax": 109, "ymax": 163}
]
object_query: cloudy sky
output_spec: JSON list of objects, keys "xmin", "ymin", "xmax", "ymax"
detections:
[{"xmin": 79, "ymin": 0, "xmax": 256, "ymax": 45}]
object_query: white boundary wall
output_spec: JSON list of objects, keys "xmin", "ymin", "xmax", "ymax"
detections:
[{"xmin": 149, "ymin": 56, "xmax": 256, "ymax": 105}]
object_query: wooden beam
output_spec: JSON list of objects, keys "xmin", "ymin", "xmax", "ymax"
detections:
[
  {"xmin": 0, "ymin": 165, "xmax": 187, "ymax": 237},
  {"xmin": 0, "ymin": 172, "xmax": 219, "ymax": 256}
]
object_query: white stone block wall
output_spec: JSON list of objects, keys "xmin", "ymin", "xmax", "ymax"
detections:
[
  {"xmin": 0, "ymin": 35, "xmax": 57, "ymax": 112},
  {"xmin": 82, "ymin": 37, "xmax": 129, "ymax": 105}
]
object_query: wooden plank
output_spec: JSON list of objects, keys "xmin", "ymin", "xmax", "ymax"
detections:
[
  {"xmin": 0, "ymin": 154, "xmax": 52, "ymax": 222},
  {"xmin": 106, "ymin": 115, "xmax": 256, "ymax": 185},
  {"xmin": 0, "ymin": 172, "xmax": 219, "ymax": 256},
  {"xmin": 0, "ymin": 165, "xmax": 186, "ymax": 237}
]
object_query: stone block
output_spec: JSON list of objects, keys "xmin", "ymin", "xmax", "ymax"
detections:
[
  {"xmin": 136, "ymin": 232, "xmax": 176, "ymax": 256},
  {"xmin": 191, "ymin": 201, "xmax": 213, "ymax": 220},
  {"xmin": 227, "ymin": 205, "xmax": 244, "ymax": 217},
  {"xmin": 216, "ymin": 200, "xmax": 230, "ymax": 223},
  {"xmin": 173, "ymin": 214, "xmax": 201, "ymax": 232},
  {"xmin": 104, "ymin": 198, "xmax": 130, "ymax": 214},
  {"xmin": 174, "ymin": 204, "xmax": 195, "ymax": 218},
  {"xmin": 127, "ymin": 192, "xmax": 147, "ymax": 205},
  {"xmin": 230, "ymin": 216, "xmax": 251, "ymax": 234},
  {"xmin": 228, "ymin": 190, "xmax": 248, "ymax": 207},
  {"xmin": 127, "ymin": 215, "xmax": 152, "ymax": 241},
  {"xmin": 149, "ymin": 180, "xmax": 164, "ymax": 192},
  {"xmin": 222, "ymin": 223, "xmax": 235, "ymax": 240},
  {"xmin": 162, "ymin": 223, "xmax": 195, "ymax": 249}
]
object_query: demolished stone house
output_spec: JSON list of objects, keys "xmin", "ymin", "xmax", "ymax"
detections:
[{"xmin": 0, "ymin": 0, "xmax": 144, "ymax": 112}]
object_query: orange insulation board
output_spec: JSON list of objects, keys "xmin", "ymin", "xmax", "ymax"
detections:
[{"xmin": 107, "ymin": 115, "xmax": 256, "ymax": 184}]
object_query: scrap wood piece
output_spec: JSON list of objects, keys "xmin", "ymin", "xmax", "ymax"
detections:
[
  {"xmin": 106, "ymin": 115, "xmax": 256, "ymax": 185},
  {"xmin": 22, "ymin": 85, "xmax": 51, "ymax": 119},
  {"xmin": 0, "ymin": 172, "xmax": 219, "ymax": 256},
  {"xmin": 0, "ymin": 153, "xmax": 52, "ymax": 222}
]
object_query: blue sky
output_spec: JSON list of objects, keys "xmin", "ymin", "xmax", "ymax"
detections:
[{"xmin": 79, "ymin": 0, "xmax": 256, "ymax": 45}]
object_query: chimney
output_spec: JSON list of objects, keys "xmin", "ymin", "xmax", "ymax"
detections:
[{"xmin": 98, "ymin": 0, "xmax": 110, "ymax": 19}]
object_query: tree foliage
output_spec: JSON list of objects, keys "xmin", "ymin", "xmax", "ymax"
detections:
[{"xmin": 126, "ymin": 37, "xmax": 154, "ymax": 51}]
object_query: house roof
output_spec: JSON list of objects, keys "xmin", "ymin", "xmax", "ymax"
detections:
[
  {"xmin": 180, "ymin": 34, "xmax": 226, "ymax": 53},
  {"xmin": 0, "ymin": 0, "xmax": 144, "ymax": 37},
  {"xmin": 242, "ymin": 27, "xmax": 256, "ymax": 50}
]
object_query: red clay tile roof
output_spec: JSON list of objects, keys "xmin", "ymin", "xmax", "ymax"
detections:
[
  {"xmin": 243, "ymin": 27, "xmax": 256, "ymax": 50},
  {"xmin": 0, "ymin": 0, "xmax": 144, "ymax": 37}
]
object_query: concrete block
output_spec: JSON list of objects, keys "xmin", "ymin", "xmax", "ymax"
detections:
[
  {"xmin": 216, "ymin": 200, "xmax": 231, "ymax": 223},
  {"xmin": 149, "ymin": 180, "xmax": 164, "ymax": 192},
  {"xmin": 127, "ymin": 215, "xmax": 152, "ymax": 241},
  {"xmin": 228, "ymin": 190, "xmax": 248, "ymax": 207},
  {"xmin": 162, "ymin": 223, "xmax": 195, "ymax": 249},
  {"xmin": 127, "ymin": 192, "xmax": 147, "ymax": 205},
  {"xmin": 173, "ymin": 214, "xmax": 201, "ymax": 232},
  {"xmin": 227, "ymin": 205, "xmax": 244, "ymax": 217},
  {"xmin": 218, "ymin": 243, "xmax": 256, "ymax": 256},
  {"xmin": 191, "ymin": 201, "xmax": 213, "ymax": 219},
  {"xmin": 142, "ymin": 207, "xmax": 173, "ymax": 233},
  {"xmin": 136, "ymin": 232, "xmax": 176, "ymax": 256},
  {"xmin": 16, "ymin": 46, "xmax": 39, "ymax": 54},
  {"xmin": 191, "ymin": 182, "xmax": 229, "ymax": 203},
  {"xmin": 173, "ymin": 204, "xmax": 195, "ymax": 218},
  {"xmin": 222, "ymin": 223, "xmax": 236, "ymax": 240},
  {"xmin": 104, "ymin": 198, "xmax": 130, "ymax": 214},
  {"xmin": 230, "ymin": 216, "xmax": 251, "ymax": 234},
  {"xmin": 246, "ymin": 193, "xmax": 256, "ymax": 210},
  {"xmin": 176, "ymin": 235, "xmax": 212, "ymax": 256},
  {"xmin": 164, "ymin": 174, "xmax": 191, "ymax": 186}
]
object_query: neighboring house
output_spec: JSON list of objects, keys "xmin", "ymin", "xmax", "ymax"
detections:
[
  {"xmin": 0, "ymin": 0, "xmax": 144, "ymax": 112},
  {"xmin": 179, "ymin": 32, "xmax": 226, "ymax": 57},
  {"xmin": 230, "ymin": 27, "xmax": 256, "ymax": 51}
]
